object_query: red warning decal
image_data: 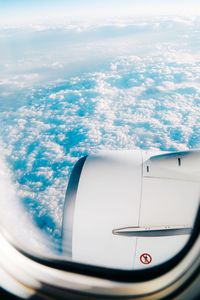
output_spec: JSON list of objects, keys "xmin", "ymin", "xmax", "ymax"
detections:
[{"xmin": 140, "ymin": 253, "xmax": 152, "ymax": 265}]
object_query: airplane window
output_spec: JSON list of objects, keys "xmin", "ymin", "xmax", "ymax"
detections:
[{"xmin": 0, "ymin": 0, "xmax": 199, "ymax": 290}]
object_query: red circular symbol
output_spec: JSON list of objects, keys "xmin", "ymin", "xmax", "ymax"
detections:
[{"xmin": 140, "ymin": 253, "xmax": 152, "ymax": 264}]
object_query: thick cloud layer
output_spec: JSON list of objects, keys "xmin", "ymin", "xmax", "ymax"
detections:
[{"xmin": 0, "ymin": 16, "xmax": 200, "ymax": 249}]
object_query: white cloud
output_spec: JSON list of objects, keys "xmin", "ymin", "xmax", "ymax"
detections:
[
  {"xmin": 1, "ymin": 16, "xmax": 200, "ymax": 246},
  {"xmin": 0, "ymin": 145, "xmax": 54, "ymax": 253}
]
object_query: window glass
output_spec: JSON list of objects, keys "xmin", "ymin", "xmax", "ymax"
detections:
[{"xmin": 0, "ymin": 0, "xmax": 199, "ymax": 270}]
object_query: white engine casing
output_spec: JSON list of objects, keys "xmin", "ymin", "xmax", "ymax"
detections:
[{"xmin": 62, "ymin": 150, "xmax": 200, "ymax": 270}]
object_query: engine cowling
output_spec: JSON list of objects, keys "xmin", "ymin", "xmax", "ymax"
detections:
[{"xmin": 62, "ymin": 150, "xmax": 200, "ymax": 270}]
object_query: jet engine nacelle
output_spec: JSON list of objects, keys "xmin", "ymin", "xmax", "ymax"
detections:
[{"xmin": 62, "ymin": 150, "xmax": 200, "ymax": 270}]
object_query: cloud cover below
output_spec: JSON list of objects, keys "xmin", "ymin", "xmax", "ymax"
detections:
[{"xmin": 0, "ymin": 16, "xmax": 200, "ymax": 250}]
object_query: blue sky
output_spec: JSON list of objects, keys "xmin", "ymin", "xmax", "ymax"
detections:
[
  {"xmin": 1, "ymin": 0, "xmax": 200, "ymax": 25},
  {"xmin": 0, "ymin": 0, "xmax": 199, "ymax": 12}
]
